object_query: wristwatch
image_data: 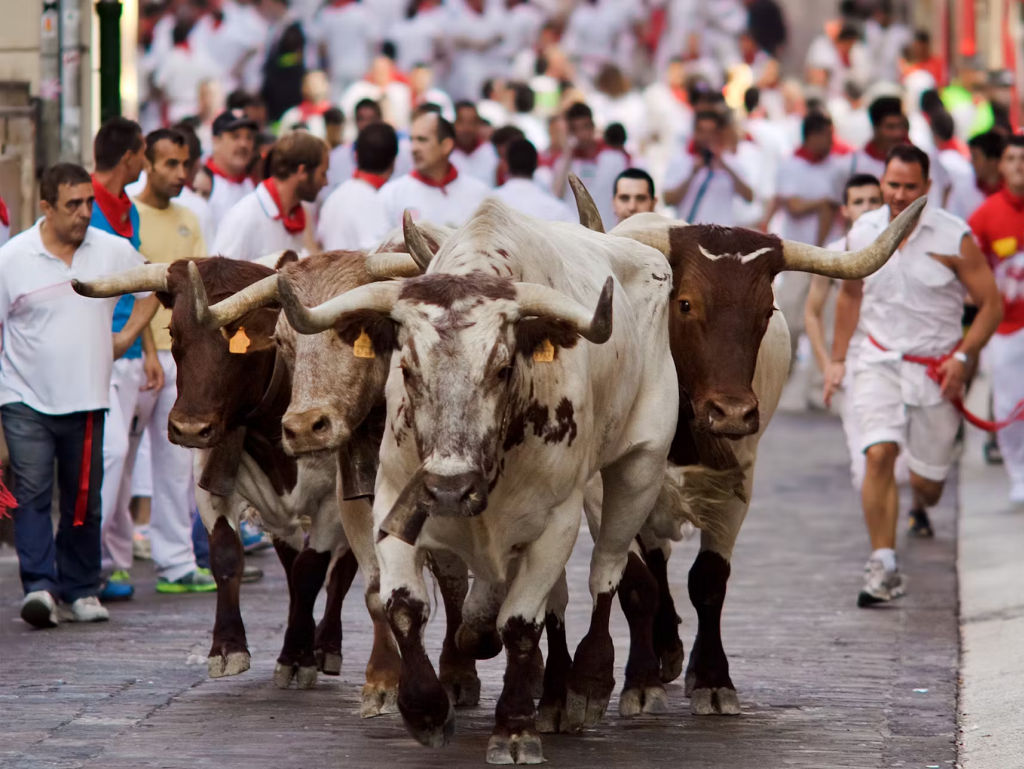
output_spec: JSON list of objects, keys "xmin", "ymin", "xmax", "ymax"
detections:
[{"xmin": 952, "ymin": 350, "xmax": 969, "ymax": 365}]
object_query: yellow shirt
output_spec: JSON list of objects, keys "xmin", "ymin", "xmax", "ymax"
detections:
[{"xmin": 133, "ymin": 198, "xmax": 206, "ymax": 350}]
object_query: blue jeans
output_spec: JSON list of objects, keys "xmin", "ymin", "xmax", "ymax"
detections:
[
  {"xmin": 1, "ymin": 403, "xmax": 105, "ymax": 602},
  {"xmin": 192, "ymin": 509, "xmax": 209, "ymax": 570}
]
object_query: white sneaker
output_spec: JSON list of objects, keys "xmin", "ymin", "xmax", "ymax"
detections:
[
  {"xmin": 20, "ymin": 590, "xmax": 59, "ymax": 629},
  {"xmin": 857, "ymin": 559, "xmax": 906, "ymax": 607},
  {"xmin": 59, "ymin": 595, "xmax": 110, "ymax": 623}
]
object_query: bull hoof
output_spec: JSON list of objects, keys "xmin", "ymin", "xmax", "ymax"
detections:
[
  {"xmin": 455, "ymin": 624, "xmax": 503, "ymax": 660},
  {"xmin": 440, "ymin": 669, "xmax": 481, "ymax": 707},
  {"xmin": 535, "ymin": 700, "xmax": 568, "ymax": 734},
  {"xmin": 658, "ymin": 642, "xmax": 685, "ymax": 684},
  {"xmin": 402, "ymin": 699, "xmax": 455, "ymax": 748},
  {"xmin": 618, "ymin": 685, "xmax": 669, "ymax": 717},
  {"xmin": 690, "ymin": 686, "xmax": 741, "ymax": 716},
  {"xmin": 564, "ymin": 686, "xmax": 611, "ymax": 732},
  {"xmin": 273, "ymin": 662, "xmax": 296, "ymax": 689},
  {"xmin": 315, "ymin": 649, "xmax": 342, "ymax": 676},
  {"xmin": 296, "ymin": 665, "xmax": 318, "ymax": 689},
  {"xmin": 208, "ymin": 650, "xmax": 250, "ymax": 679},
  {"xmin": 486, "ymin": 731, "xmax": 545, "ymax": 765},
  {"xmin": 360, "ymin": 683, "xmax": 399, "ymax": 718}
]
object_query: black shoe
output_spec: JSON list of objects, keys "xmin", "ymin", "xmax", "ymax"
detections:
[
  {"xmin": 984, "ymin": 435, "xmax": 1003, "ymax": 465},
  {"xmin": 908, "ymin": 508, "xmax": 934, "ymax": 538}
]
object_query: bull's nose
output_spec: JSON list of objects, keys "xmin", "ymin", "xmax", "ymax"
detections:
[
  {"xmin": 422, "ymin": 472, "xmax": 488, "ymax": 517},
  {"xmin": 706, "ymin": 396, "xmax": 759, "ymax": 436},
  {"xmin": 167, "ymin": 416, "xmax": 219, "ymax": 447},
  {"xmin": 281, "ymin": 409, "xmax": 333, "ymax": 447}
]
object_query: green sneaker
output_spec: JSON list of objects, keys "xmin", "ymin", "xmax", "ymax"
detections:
[{"xmin": 156, "ymin": 568, "xmax": 218, "ymax": 594}]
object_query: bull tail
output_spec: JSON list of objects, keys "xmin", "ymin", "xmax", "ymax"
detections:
[{"xmin": 646, "ymin": 464, "xmax": 747, "ymax": 543}]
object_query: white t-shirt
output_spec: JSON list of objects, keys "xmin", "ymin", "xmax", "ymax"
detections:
[
  {"xmin": 312, "ymin": 2, "xmax": 378, "ymax": 90},
  {"xmin": 664, "ymin": 149, "xmax": 751, "ymax": 226},
  {"xmin": 153, "ymin": 46, "xmax": 221, "ymax": 125},
  {"xmin": 176, "ymin": 186, "xmax": 215, "ymax": 251},
  {"xmin": 492, "ymin": 178, "xmax": 574, "ymax": 223},
  {"xmin": 0, "ymin": 222, "xmax": 147, "ymax": 414},
  {"xmin": 378, "ymin": 169, "xmax": 492, "ymax": 229},
  {"xmin": 774, "ymin": 152, "xmax": 845, "ymax": 245},
  {"xmin": 206, "ymin": 169, "xmax": 255, "ymax": 239},
  {"xmin": 557, "ymin": 148, "xmax": 630, "ymax": 231},
  {"xmin": 946, "ymin": 176, "xmax": 993, "ymax": 221},
  {"xmin": 318, "ymin": 176, "xmax": 391, "ymax": 251},
  {"xmin": 213, "ymin": 182, "xmax": 308, "ymax": 261},
  {"xmin": 450, "ymin": 142, "xmax": 499, "ymax": 188}
]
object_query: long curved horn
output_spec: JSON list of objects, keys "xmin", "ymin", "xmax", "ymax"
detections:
[
  {"xmin": 188, "ymin": 261, "xmax": 280, "ymax": 329},
  {"xmin": 781, "ymin": 196, "xmax": 927, "ymax": 278},
  {"xmin": 71, "ymin": 263, "xmax": 169, "ymax": 298},
  {"xmin": 568, "ymin": 173, "xmax": 604, "ymax": 233},
  {"xmin": 403, "ymin": 210, "xmax": 434, "ymax": 271},
  {"xmin": 278, "ymin": 274, "xmax": 401, "ymax": 335},
  {"xmin": 608, "ymin": 212, "xmax": 673, "ymax": 255},
  {"xmin": 365, "ymin": 252, "xmax": 423, "ymax": 280},
  {"xmin": 514, "ymin": 276, "xmax": 614, "ymax": 344}
]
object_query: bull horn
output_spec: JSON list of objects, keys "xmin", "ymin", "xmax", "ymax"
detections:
[
  {"xmin": 277, "ymin": 274, "xmax": 401, "ymax": 335},
  {"xmin": 568, "ymin": 173, "xmax": 604, "ymax": 233},
  {"xmin": 403, "ymin": 210, "xmax": 434, "ymax": 271},
  {"xmin": 608, "ymin": 212, "xmax": 673, "ymax": 256},
  {"xmin": 189, "ymin": 263, "xmax": 280, "ymax": 330},
  {"xmin": 71, "ymin": 263, "xmax": 169, "ymax": 298},
  {"xmin": 514, "ymin": 276, "xmax": 614, "ymax": 344},
  {"xmin": 781, "ymin": 196, "xmax": 927, "ymax": 278},
  {"xmin": 365, "ymin": 251, "xmax": 423, "ymax": 280}
]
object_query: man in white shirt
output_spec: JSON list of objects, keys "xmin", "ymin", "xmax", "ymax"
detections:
[
  {"xmin": 947, "ymin": 130, "xmax": 1006, "ymax": 221},
  {"xmin": 0, "ymin": 164, "xmax": 148, "ymax": 628},
  {"xmin": 203, "ymin": 110, "xmax": 258, "ymax": 234},
  {"xmin": 312, "ymin": 0, "xmax": 378, "ymax": 101},
  {"xmin": 863, "ymin": 0, "xmax": 913, "ymax": 85},
  {"xmin": 848, "ymin": 96, "xmax": 908, "ymax": 181},
  {"xmin": 153, "ymin": 22, "xmax": 221, "ymax": 125},
  {"xmin": 378, "ymin": 109, "xmax": 492, "ymax": 228},
  {"xmin": 492, "ymin": 139, "xmax": 573, "ymax": 222},
  {"xmin": 451, "ymin": 101, "xmax": 499, "ymax": 187},
  {"xmin": 826, "ymin": 146, "xmax": 1002, "ymax": 607},
  {"xmin": 662, "ymin": 109, "xmax": 754, "ymax": 225},
  {"xmin": 214, "ymin": 131, "xmax": 328, "ymax": 261},
  {"xmin": 611, "ymin": 168, "xmax": 657, "ymax": 223},
  {"xmin": 318, "ymin": 122, "xmax": 399, "ymax": 250}
]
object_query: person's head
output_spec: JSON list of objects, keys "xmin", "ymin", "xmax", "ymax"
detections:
[
  {"xmin": 454, "ymin": 101, "xmax": 481, "ymax": 150},
  {"xmin": 603, "ymin": 123, "xmax": 626, "ymax": 150},
  {"xmin": 565, "ymin": 102, "xmax": 596, "ymax": 149},
  {"xmin": 929, "ymin": 109, "xmax": 956, "ymax": 144},
  {"xmin": 512, "ymin": 82, "xmax": 534, "ymax": 115},
  {"xmin": 301, "ymin": 70, "xmax": 330, "ymax": 104},
  {"xmin": 1000, "ymin": 135, "xmax": 1024, "ymax": 193},
  {"xmin": 505, "ymin": 138, "xmax": 538, "ymax": 179},
  {"xmin": 738, "ymin": 29, "xmax": 758, "ymax": 61},
  {"xmin": 324, "ymin": 107, "xmax": 345, "ymax": 148},
  {"xmin": 801, "ymin": 111, "xmax": 833, "ymax": 158},
  {"xmin": 259, "ymin": 0, "xmax": 289, "ymax": 21},
  {"xmin": 968, "ymin": 130, "xmax": 1007, "ymax": 180},
  {"xmin": 867, "ymin": 96, "xmax": 906, "ymax": 149},
  {"xmin": 354, "ymin": 98, "xmax": 383, "ymax": 132},
  {"xmin": 93, "ymin": 116, "xmax": 145, "ymax": 184},
  {"xmin": 841, "ymin": 173, "xmax": 882, "ymax": 224},
  {"xmin": 666, "ymin": 58, "xmax": 687, "ymax": 90},
  {"xmin": 143, "ymin": 128, "xmax": 190, "ymax": 204},
  {"xmin": 612, "ymin": 168, "xmax": 656, "ymax": 222},
  {"xmin": 226, "ymin": 89, "xmax": 252, "ymax": 111},
  {"xmin": 872, "ymin": 0, "xmax": 893, "ymax": 25},
  {"xmin": 40, "ymin": 163, "xmax": 93, "ymax": 246},
  {"xmin": 269, "ymin": 131, "xmax": 329, "ymax": 202},
  {"xmin": 410, "ymin": 111, "xmax": 455, "ymax": 176},
  {"xmin": 909, "ymin": 29, "xmax": 932, "ymax": 63},
  {"xmin": 919, "ymin": 88, "xmax": 944, "ymax": 119},
  {"xmin": 744, "ymin": 86, "xmax": 760, "ymax": 115},
  {"xmin": 172, "ymin": 121, "xmax": 203, "ymax": 185},
  {"xmin": 881, "ymin": 144, "xmax": 930, "ymax": 216},
  {"xmin": 692, "ymin": 110, "xmax": 725, "ymax": 151},
  {"xmin": 410, "ymin": 62, "xmax": 434, "ymax": 94},
  {"xmin": 211, "ymin": 108, "xmax": 258, "ymax": 177},
  {"xmin": 355, "ymin": 122, "xmax": 399, "ymax": 175},
  {"xmin": 835, "ymin": 24, "xmax": 860, "ymax": 57}
]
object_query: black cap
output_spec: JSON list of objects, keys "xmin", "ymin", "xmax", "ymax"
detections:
[{"xmin": 212, "ymin": 109, "xmax": 258, "ymax": 136}]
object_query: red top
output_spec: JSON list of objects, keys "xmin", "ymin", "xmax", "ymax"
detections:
[
  {"xmin": 969, "ymin": 187, "xmax": 1024, "ymax": 333},
  {"xmin": 91, "ymin": 175, "xmax": 133, "ymax": 239}
]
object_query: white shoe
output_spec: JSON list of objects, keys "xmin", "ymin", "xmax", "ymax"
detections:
[
  {"xmin": 59, "ymin": 595, "xmax": 110, "ymax": 623},
  {"xmin": 857, "ymin": 559, "xmax": 906, "ymax": 607},
  {"xmin": 20, "ymin": 590, "xmax": 59, "ymax": 629}
]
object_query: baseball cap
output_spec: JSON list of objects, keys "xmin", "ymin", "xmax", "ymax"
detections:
[{"xmin": 212, "ymin": 109, "xmax": 258, "ymax": 136}]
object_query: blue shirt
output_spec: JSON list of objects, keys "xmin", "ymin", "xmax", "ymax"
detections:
[{"xmin": 90, "ymin": 202, "xmax": 143, "ymax": 359}]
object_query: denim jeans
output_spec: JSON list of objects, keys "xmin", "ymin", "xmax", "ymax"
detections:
[{"xmin": 1, "ymin": 403, "xmax": 105, "ymax": 602}]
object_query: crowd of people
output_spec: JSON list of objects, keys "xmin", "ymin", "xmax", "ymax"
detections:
[{"xmin": 1, "ymin": 0, "xmax": 1024, "ymax": 626}]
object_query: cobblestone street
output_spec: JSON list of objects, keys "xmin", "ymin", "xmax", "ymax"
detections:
[{"xmin": 0, "ymin": 411, "xmax": 959, "ymax": 769}]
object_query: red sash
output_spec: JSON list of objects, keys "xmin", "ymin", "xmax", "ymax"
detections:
[{"xmin": 73, "ymin": 411, "xmax": 95, "ymax": 526}]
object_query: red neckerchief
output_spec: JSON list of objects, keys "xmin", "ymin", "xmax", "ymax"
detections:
[
  {"xmin": 353, "ymin": 169, "xmax": 389, "ymax": 190},
  {"xmin": 175, "ymin": 40, "xmax": 191, "ymax": 52},
  {"xmin": 298, "ymin": 100, "xmax": 330, "ymax": 121},
  {"xmin": 330, "ymin": 0, "xmax": 356, "ymax": 7},
  {"xmin": 831, "ymin": 138, "xmax": 854, "ymax": 155},
  {"xmin": 206, "ymin": 158, "xmax": 248, "ymax": 185},
  {"xmin": 863, "ymin": 140, "xmax": 892, "ymax": 162},
  {"xmin": 456, "ymin": 138, "xmax": 483, "ymax": 155},
  {"xmin": 91, "ymin": 175, "xmax": 133, "ymax": 239},
  {"xmin": 937, "ymin": 138, "xmax": 969, "ymax": 156},
  {"xmin": 572, "ymin": 140, "xmax": 607, "ymax": 162},
  {"xmin": 538, "ymin": 149, "xmax": 560, "ymax": 168},
  {"xmin": 742, "ymin": 50, "xmax": 757, "ymax": 66},
  {"xmin": 262, "ymin": 178, "xmax": 307, "ymax": 234},
  {"xmin": 795, "ymin": 145, "xmax": 829, "ymax": 164},
  {"xmin": 411, "ymin": 164, "xmax": 458, "ymax": 194},
  {"xmin": 977, "ymin": 176, "xmax": 1004, "ymax": 196},
  {"xmin": 687, "ymin": 139, "xmax": 700, "ymax": 155},
  {"xmin": 670, "ymin": 85, "xmax": 689, "ymax": 105},
  {"xmin": 0, "ymin": 196, "xmax": 8, "ymax": 228},
  {"xmin": 838, "ymin": 46, "xmax": 851, "ymax": 68}
]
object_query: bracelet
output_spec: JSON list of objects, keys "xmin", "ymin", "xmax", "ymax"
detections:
[{"xmin": 952, "ymin": 350, "xmax": 969, "ymax": 365}]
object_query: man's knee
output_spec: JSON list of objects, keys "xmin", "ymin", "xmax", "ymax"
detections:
[
  {"xmin": 910, "ymin": 473, "xmax": 944, "ymax": 507},
  {"xmin": 864, "ymin": 442, "xmax": 899, "ymax": 474}
]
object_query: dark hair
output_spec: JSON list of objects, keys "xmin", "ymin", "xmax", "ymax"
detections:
[
  {"xmin": 354, "ymin": 98, "xmax": 382, "ymax": 119},
  {"xmin": 41, "ymin": 162, "xmax": 92, "ymax": 204},
  {"xmin": 919, "ymin": 88, "xmax": 943, "ymax": 117},
  {"xmin": 743, "ymin": 87, "xmax": 760, "ymax": 113},
  {"xmin": 914, "ymin": 29, "xmax": 931, "ymax": 45},
  {"xmin": 380, "ymin": 40, "xmax": 397, "ymax": 60},
  {"xmin": 694, "ymin": 109, "xmax": 726, "ymax": 130},
  {"xmin": 414, "ymin": 103, "xmax": 442, "ymax": 118},
  {"xmin": 1005, "ymin": 135, "xmax": 1024, "ymax": 152},
  {"xmin": 490, "ymin": 124, "xmax": 525, "ymax": 150},
  {"xmin": 93, "ymin": 116, "xmax": 143, "ymax": 171},
  {"xmin": 837, "ymin": 23, "xmax": 860, "ymax": 42},
  {"xmin": 603, "ymin": 122, "xmax": 626, "ymax": 148},
  {"xmin": 324, "ymin": 107, "xmax": 344, "ymax": 126},
  {"xmin": 226, "ymin": 89, "xmax": 253, "ymax": 110},
  {"xmin": 355, "ymin": 122, "xmax": 399, "ymax": 173},
  {"xmin": 172, "ymin": 121, "xmax": 203, "ymax": 164},
  {"xmin": 172, "ymin": 20, "xmax": 191, "ymax": 46},
  {"xmin": 513, "ymin": 82, "xmax": 534, "ymax": 114},
  {"xmin": 843, "ymin": 173, "xmax": 880, "ymax": 203},
  {"xmin": 269, "ymin": 131, "xmax": 327, "ymax": 179},
  {"xmin": 614, "ymin": 168, "xmax": 655, "ymax": 198},
  {"xmin": 506, "ymin": 139, "xmax": 538, "ymax": 177},
  {"xmin": 930, "ymin": 110, "xmax": 956, "ymax": 143},
  {"xmin": 802, "ymin": 111, "xmax": 832, "ymax": 140},
  {"xmin": 454, "ymin": 100, "xmax": 478, "ymax": 116},
  {"xmin": 565, "ymin": 102, "xmax": 593, "ymax": 123},
  {"xmin": 885, "ymin": 144, "xmax": 930, "ymax": 178},
  {"xmin": 968, "ymin": 130, "xmax": 1007, "ymax": 160},
  {"xmin": 868, "ymin": 96, "xmax": 903, "ymax": 128},
  {"xmin": 144, "ymin": 128, "xmax": 187, "ymax": 163}
]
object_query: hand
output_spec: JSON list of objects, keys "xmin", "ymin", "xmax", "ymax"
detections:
[
  {"xmin": 142, "ymin": 352, "xmax": 165, "ymax": 392},
  {"xmin": 823, "ymin": 361, "xmax": 845, "ymax": 408},
  {"xmin": 936, "ymin": 356, "xmax": 966, "ymax": 400},
  {"xmin": 112, "ymin": 330, "xmax": 132, "ymax": 360}
]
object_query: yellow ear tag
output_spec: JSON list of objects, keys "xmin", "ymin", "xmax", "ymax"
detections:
[
  {"xmin": 228, "ymin": 327, "xmax": 251, "ymax": 354},
  {"xmin": 533, "ymin": 338, "xmax": 555, "ymax": 363},
  {"xmin": 353, "ymin": 329, "xmax": 375, "ymax": 359}
]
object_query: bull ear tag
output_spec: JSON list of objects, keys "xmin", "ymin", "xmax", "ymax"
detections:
[
  {"xmin": 353, "ymin": 329, "xmax": 375, "ymax": 359},
  {"xmin": 533, "ymin": 338, "xmax": 555, "ymax": 363},
  {"xmin": 228, "ymin": 327, "xmax": 251, "ymax": 354}
]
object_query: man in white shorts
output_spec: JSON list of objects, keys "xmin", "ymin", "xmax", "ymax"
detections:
[{"xmin": 826, "ymin": 145, "xmax": 1002, "ymax": 607}]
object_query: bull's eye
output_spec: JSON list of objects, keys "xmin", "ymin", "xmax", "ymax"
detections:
[
  {"xmin": 679, "ymin": 299, "xmax": 691, "ymax": 313},
  {"xmin": 497, "ymin": 364, "xmax": 513, "ymax": 382}
]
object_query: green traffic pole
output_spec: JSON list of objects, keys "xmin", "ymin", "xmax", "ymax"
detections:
[{"xmin": 95, "ymin": 0, "xmax": 123, "ymax": 122}]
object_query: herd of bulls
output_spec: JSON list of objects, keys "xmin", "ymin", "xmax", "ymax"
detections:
[{"xmin": 73, "ymin": 178, "xmax": 924, "ymax": 765}]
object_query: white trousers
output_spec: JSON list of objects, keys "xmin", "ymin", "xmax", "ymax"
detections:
[
  {"xmin": 136, "ymin": 351, "xmax": 197, "ymax": 581},
  {"xmin": 989, "ymin": 327, "xmax": 1024, "ymax": 496},
  {"xmin": 100, "ymin": 357, "xmax": 145, "ymax": 572}
]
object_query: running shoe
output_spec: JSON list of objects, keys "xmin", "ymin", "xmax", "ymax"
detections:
[
  {"xmin": 857, "ymin": 558, "xmax": 906, "ymax": 607},
  {"xmin": 908, "ymin": 508, "xmax": 934, "ymax": 538},
  {"xmin": 156, "ymin": 568, "xmax": 217, "ymax": 594},
  {"xmin": 99, "ymin": 570, "xmax": 135, "ymax": 602}
]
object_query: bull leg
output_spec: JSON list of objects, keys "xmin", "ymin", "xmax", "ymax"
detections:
[
  {"xmin": 617, "ymin": 549, "xmax": 669, "ymax": 717},
  {"xmin": 536, "ymin": 571, "xmax": 571, "ymax": 734},
  {"xmin": 456, "ymin": 577, "xmax": 505, "ymax": 660},
  {"xmin": 428, "ymin": 551, "xmax": 481, "ymax": 707},
  {"xmin": 314, "ymin": 549, "xmax": 358, "ymax": 676},
  {"xmin": 642, "ymin": 539, "xmax": 685, "ymax": 684},
  {"xmin": 274, "ymin": 548, "xmax": 330, "ymax": 689}
]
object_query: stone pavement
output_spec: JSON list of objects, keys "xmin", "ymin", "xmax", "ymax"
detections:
[{"xmin": 0, "ymin": 411, "xmax": 960, "ymax": 769}]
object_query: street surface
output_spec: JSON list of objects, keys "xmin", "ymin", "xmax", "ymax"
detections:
[{"xmin": 0, "ymin": 410, "xmax": 959, "ymax": 769}]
